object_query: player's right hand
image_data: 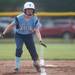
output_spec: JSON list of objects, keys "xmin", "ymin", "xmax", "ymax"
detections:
[
  {"xmin": 40, "ymin": 41, "xmax": 47, "ymax": 48},
  {"xmin": 0, "ymin": 33, "xmax": 4, "ymax": 38}
]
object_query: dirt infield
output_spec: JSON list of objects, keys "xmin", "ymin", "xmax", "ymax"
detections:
[{"xmin": 0, "ymin": 60, "xmax": 75, "ymax": 75}]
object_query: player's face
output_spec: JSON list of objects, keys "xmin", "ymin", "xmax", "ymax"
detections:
[{"xmin": 24, "ymin": 8, "xmax": 34, "ymax": 16}]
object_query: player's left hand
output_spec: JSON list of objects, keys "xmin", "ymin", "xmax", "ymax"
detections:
[{"xmin": 40, "ymin": 41, "xmax": 47, "ymax": 48}]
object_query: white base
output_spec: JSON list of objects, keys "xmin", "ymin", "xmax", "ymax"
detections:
[{"xmin": 45, "ymin": 64, "xmax": 58, "ymax": 67}]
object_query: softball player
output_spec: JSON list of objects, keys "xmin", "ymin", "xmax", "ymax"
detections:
[{"xmin": 1, "ymin": 2, "xmax": 46, "ymax": 72}]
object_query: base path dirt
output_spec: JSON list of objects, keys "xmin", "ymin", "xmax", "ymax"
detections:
[{"xmin": 0, "ymin": 60, "xmax": 75, "ymax": 75}]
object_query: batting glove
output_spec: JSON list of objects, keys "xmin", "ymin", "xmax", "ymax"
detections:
[
  {"xmin": 40, "ymin": 41, "xmax": 47, "ymax": 48},
  {"xmin": 0, "ymin": 33, "xmax": 4, "ymax": 38}
]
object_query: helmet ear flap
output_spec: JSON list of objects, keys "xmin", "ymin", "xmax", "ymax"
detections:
[{"xmin": 32, "ymin": 9, "xmax": 35, "ymax": 14}]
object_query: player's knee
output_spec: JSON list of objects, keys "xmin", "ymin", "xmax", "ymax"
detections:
[{"xmin": 16, "ymin": 48, "xmax": 23, "ymax": 57}]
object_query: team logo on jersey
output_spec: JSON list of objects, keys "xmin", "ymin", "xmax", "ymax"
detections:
[{"xmin": 19, "ymin": 24, "xmax": 32, "ymax": 31}]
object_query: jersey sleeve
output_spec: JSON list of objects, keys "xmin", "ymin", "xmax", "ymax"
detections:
[{"xmin": 34, "ymin": 16, "xmax": 42, "ymax": 29}]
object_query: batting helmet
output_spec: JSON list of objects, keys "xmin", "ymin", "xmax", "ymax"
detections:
[{"xmin": 24, "ymin": 2, "xmax": 35, "ymax": 10}]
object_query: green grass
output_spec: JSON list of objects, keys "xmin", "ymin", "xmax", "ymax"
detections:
[
  {"xmin": 44, "ymin": 44, "xmax": 75, "ymax": 60},
  {"xmin": 0, "ymin": 42, "xmax": 75, "ymax": 60}
]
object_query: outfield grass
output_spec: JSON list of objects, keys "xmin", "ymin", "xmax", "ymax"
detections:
[{"xmin": 0, "ymin": 41, "xmax": 75, "ymax": 60}]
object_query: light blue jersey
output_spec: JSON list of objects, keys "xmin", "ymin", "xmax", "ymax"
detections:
[{"xmin": 11, "ymin": 13, "xmax": 41, "ymax": 35}]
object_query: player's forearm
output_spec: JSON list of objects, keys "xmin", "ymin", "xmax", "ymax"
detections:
[
  {"xmin": 35, "ymin": 29, "xmax": 47, "ymax": 48},
  {"xmin": 35, "ymin": 29, "xmax": 42, "ymax": 41},
  {"xmin": 3, "ymin": 24, "xmax": 14, "ymax": 35}
]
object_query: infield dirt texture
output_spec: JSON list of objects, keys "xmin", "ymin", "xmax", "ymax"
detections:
[{"xmin": 0, "ymin": 60, "xmax": 75, "ymax": 75}]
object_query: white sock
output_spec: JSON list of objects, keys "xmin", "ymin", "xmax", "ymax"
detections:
[{"xmin": 16, "ymin": 57, "xmax": 20, "ymax": 69}]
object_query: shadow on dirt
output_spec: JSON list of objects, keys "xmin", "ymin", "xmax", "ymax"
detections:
[{"xmin": 3, "ymin": 71, "xmax": 38, "ymax": 75}]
